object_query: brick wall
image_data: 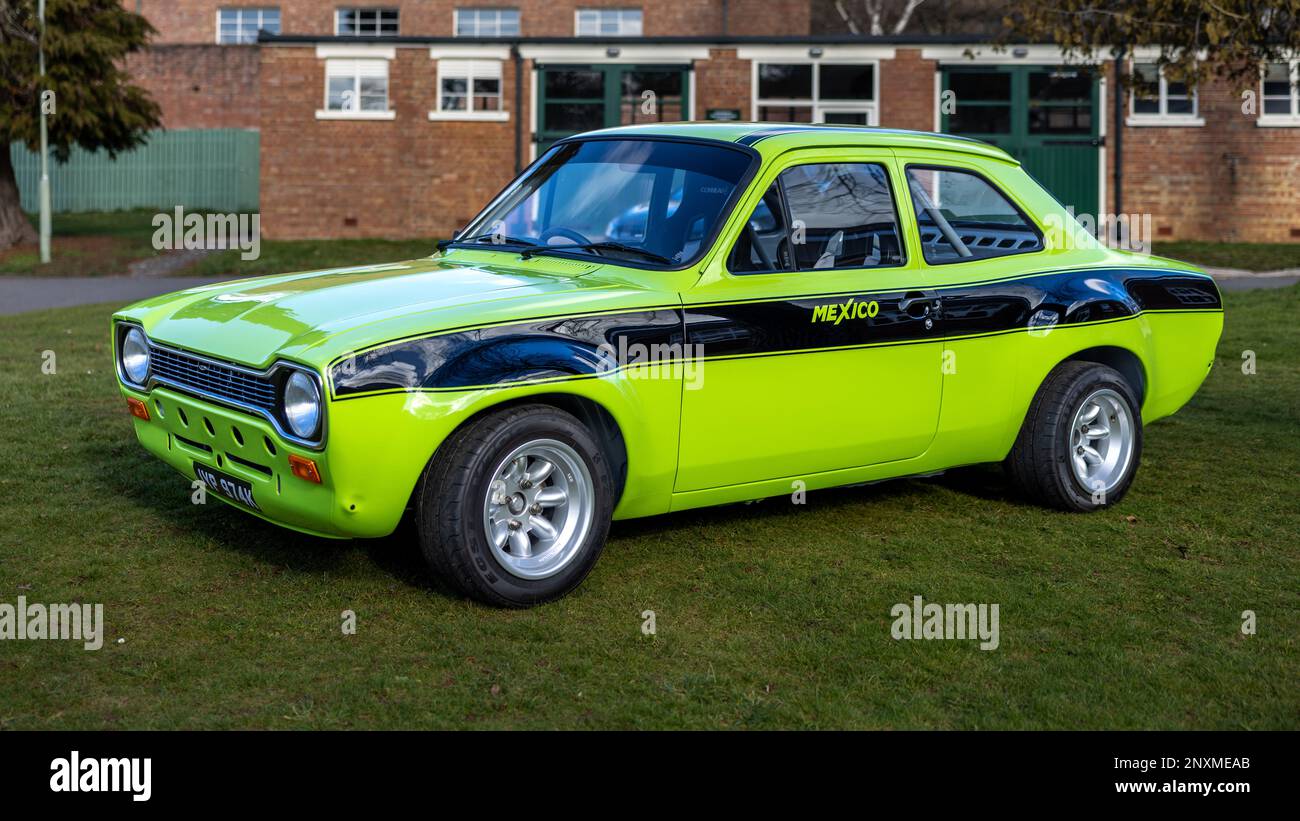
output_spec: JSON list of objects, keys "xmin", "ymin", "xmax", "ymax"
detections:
[
  {"xmin": 131, "ymin": 0, "xmax": 800, "ymax": 43},
  {"xmin": 879, "ymin": 48, "xmax": 935, "ymax": 131},
  {"xmin": 694, "ymin": 48, "xmax": 751, "ymax": 120},
  {"xmin": 726, "ymin": 0, "xmax": 810, "ymax": 36},
  {"xmin": 257, "ymin": 46, "xmax": 1300, "ymax": 242},
  {"xmin": 693, "ymin": 48, "xmax": 939, "ymax": 130},
  {"xmin": 1120, "ymin": 74, "xmax": 1300, "ymax": 243},
  {"xmin": 125, "ymin": 45, "xmax": 261, "ymax": 129},
  {"xmin": 259, "ymin": 46, "xmax": 524, "ymax": 239}
]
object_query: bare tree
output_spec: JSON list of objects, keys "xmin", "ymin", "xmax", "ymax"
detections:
[
  {"xmin": 833, "ymin": 0, "xmax": 928, "ymax": 35},
  {"xmin": 815, "ymin": 0, "xmax": 1012, "ymax": 36}
]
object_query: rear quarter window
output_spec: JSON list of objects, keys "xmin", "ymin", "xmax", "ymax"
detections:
[{"xmin": 905, "ymin": 165, "xmax": 1043, "ymax": 264}]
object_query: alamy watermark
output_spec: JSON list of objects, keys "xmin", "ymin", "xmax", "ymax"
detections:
[
  {"xmin": 152, "ymin": 206, "xmax": 261, "ymax": 260},
  {"xmin": 891, "ymin": 595, "xmax": 1000, "ymax": 651},
  {"xmin": 595, "ymin": 336, "xmax": 706, "ymax": 390},
  {"xmin": 0, "ymin": 596, "xmax": 103, "ymax": 650},
  {"xmin": 1043, "ymin": 208, "xmax": 1153, "ymax": 254},
  {"xmin": 50, "ymin": 751, "xmax": 151, "ymax": 802}
]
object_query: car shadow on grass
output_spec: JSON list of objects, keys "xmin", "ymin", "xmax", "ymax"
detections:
[
  {"xmin": 99, "ymin": 439, "xmax": 1027, "ymax": 600},
  {"xmin": 607, "ymin": 464, "xmax": 1028, "ymax": 543},
  {"xmin": 99, "ymin": 449, "xmax": 429, "ymax": 577},
  {"xmin": 927, "ymin": 464, "xmax": 1026, "ymax": 505},
  {"xmin": 361, "ymin": 515, "xmax": 465, "ymax": 600}
]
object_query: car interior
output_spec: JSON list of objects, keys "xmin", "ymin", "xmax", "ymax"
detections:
[{"xmin": 729, "ymin": 163, "xmax": 906, "ymax": 274}]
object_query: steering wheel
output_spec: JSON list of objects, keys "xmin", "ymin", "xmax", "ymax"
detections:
[{"xmin": 538, "ymin": 226, "xmax": 593, "ymax": 246}]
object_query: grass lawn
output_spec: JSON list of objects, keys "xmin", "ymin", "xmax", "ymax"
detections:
[
  {"xmin": 0, "ymin": 288, "xmax": 1296, "ymax": 730},
  {"xmin": 188, "ymin": 237, "xmax": 437, "ymax": 278},
  {"xmin": 0, "ymin": 209, "xmax": 439, "ymax": 278},
  {"xmin": 1155, "ymin": 241, "xmax": 1300, "ymax": 272},
  {"xmin": 0, "ymin": 210, "xmax": 160, "ymax": 277}
]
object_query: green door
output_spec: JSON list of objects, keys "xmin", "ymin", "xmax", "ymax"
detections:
[
  {"xmin": 942, "ymin": 65, "xmax": 1100, "ymax": 218},
  {"xmin": 537, "ymin": 64, "xmax": 690, "ymax": 152}
]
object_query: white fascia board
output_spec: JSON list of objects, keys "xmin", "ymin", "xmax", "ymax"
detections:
[
  {"xmin": 518, "ymin": 44, "xmax": 712, "ymax": 63},
  {"xmin": 736, "ymin": 45, "xmax": 896, "ymax": 61}
]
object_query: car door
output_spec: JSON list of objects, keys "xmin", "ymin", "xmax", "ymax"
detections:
[{"xmin": 675, "ymin": 149, "xmax": 944, "ymax": 492}]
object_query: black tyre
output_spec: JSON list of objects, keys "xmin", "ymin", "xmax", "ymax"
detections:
[
  {"xmin": 1006, "ymin": 361, "xmax": 1143, "ymax": 511},
  {"xmin": 416, "ymin": 403, "xmax": 614, "ymax": 607}
]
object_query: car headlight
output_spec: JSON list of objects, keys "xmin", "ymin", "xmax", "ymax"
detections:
[
  {"xmin": 121, "ymin": 327, "xmax": 150, "ymax": 385},
  {"xmin": 283, "ymin": 371, "xmax": 321, "ymax": 439}
]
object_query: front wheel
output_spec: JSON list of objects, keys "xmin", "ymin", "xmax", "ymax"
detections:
[
  {"xmin": 416, "ymin": 404, "xmax": 614, "ymax": 607},
  {"xmin": 1006, "ymin": 361, "xmax": 1143, "ymax": 511}
]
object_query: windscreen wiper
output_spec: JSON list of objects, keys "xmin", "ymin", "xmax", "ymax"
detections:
[
  {"xmin": 522, "ymin": 241, "xmax": 675, "ymax": 266},
  {"xmin": 439, "ymin": 233, "xmax": 541, "ymax": 251}
]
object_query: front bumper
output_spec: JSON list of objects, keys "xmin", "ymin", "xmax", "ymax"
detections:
[{"xmin": 120, "ymin": 384, "xmax": 355, "ymax": 539}]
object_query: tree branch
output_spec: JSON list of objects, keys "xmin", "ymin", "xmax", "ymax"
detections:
[{"xmin": 891, "ymin": 0, "xmax": 926, "ymax": 34}]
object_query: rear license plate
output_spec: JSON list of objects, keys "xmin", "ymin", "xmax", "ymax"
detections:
[{"xmin": 193, "ymin": 462, "xmax": 261, "ymax": 511}]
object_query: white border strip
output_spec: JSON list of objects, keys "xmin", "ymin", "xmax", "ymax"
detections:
[
  {"xmin": 736, "ymin": 45, "xmax": 896, "ymax": 61},
  {"xmin": 316, "ymin": 44, "xmax": 396, "ymax": 60},
  {"xmin": 429, "ymin": 45, "xmax": 511, "ymax": 60},
  {"xmin": 519, "ymin": 44, "xmax": 710, "ymax": 63}
]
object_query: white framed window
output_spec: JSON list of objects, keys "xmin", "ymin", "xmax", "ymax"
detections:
[
  {"xmin": 335, "ymin": 7, "xmax": 399, "ymax": 36},
  {"xmin": 1260, "ymin": 60, "xmax": 1300, "ymax": 126},
  {"xmin": 455, "ymin": 8, "xmax": 520, "ymax": 36},
  {"xmin": 575, "ymin": 8, "xmax": 642, "ymax": 36},
  {"xmin": 1127, "ymin": 62, "xmax": 1203, "ymax": 126},
  {"xmin": 754, "ymin": 62, "xmax": 878, "ymax": 125},
  {"xmin": 318, "ymin": 58, "xmax": 395, "ymax": 120},
  {"xmin": 216, "ymin": 7, "xmax": 280, "ymax": 44},
  {"xmin": 430, "ymin": 59, "xmax": 508, "ymax": 121}
]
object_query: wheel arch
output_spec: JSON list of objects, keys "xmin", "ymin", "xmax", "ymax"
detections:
[
  {"xmin": 418, "ymin": 391, "xmax": 630, "ymax": 508},
  {"xmin": 1061, "ymin": 345, "xmax": 1148, "ymax": 407}
]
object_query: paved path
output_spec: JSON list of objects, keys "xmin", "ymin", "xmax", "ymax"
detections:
[
  {"xmin": 1202, "ymin": 266, "xmax": 1300, "ymax": 292},
  {"xmin": 2, "ymin": 266, "xmax": 1296, "ymax": 316},
  {"xmin": 1, "ymin": 276, "xmax": 231, "ymax": 316}
]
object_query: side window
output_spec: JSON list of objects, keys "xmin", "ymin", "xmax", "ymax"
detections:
[
  {"xmin": 905, "ymin": 166, "xmax": 1043, "ymax": 264},
  {"xmin": 728, "ymin": 181, "xmax": 792, "ymax": 274},
  {"xmin": 781, "ymin": 163, "xmax": 903, "ymax": 270},
  {"xmin": 728, "ymin": 162, "xmax": 904, "ymax": 274}
]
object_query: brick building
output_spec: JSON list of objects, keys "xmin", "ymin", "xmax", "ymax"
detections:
[{"xmin": 118, "ymin": 1, "xmax": 1300, "ymax": 242}]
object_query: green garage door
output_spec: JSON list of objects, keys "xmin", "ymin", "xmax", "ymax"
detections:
[
  {"xmin": 537, "ymin": 64, "xmax": 690, "ymax": 153},
  {"xmin": 941, "ymin": 65, "xmax": 1100, "ymax": 218}
]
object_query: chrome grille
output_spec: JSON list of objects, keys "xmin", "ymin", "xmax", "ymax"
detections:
[{"xmin": 149, "ymin": 345, "xmax": 278, "ymax": 410}]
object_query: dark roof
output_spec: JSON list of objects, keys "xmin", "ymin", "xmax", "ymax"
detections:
[{"xmin": 260, "ymin": 33, "xmax": 1016, "ymax": 46}]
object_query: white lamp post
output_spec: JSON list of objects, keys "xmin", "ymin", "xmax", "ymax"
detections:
[{"xmin": 38, "ymin": 0, "xmax": 51, "ymax": 264}]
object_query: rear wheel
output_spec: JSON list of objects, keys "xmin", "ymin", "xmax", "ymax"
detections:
[
  {"xmin": 1006, "ymin": 361, "xmax": 1142, "ymax": 511},
  {"xmin": 416, "ymin": 404, "xmax": 614, "ymax": 607}
]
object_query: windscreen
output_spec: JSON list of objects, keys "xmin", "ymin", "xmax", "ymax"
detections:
[{"xmin": 457, "ymin": 139, "xmax": 753, "ymax": 267}]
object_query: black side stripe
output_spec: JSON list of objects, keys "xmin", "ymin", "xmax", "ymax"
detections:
[
  {"xmin": 328, "ymin": 267, "xmax": 1220, "ymax": 400},
  {"xmin": 693, "ymin": 266, "xmax": 1215, "ymax": 307},
  {"xmin": 332, "ymin": 309, "xmax": 1217, "ymax": 401},
  {"xmin": 325, "ymin": 264, "xmax": 1214, "ymax": 370}
]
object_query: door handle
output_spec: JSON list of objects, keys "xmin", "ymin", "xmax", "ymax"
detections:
[{"xmin": 899, "ymin": 291, "xmax": 937, "ymax": 318}]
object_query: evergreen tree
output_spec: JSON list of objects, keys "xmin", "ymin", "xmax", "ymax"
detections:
[{"xmin": 0, "ymin": 0, "xmax": 160, "ymax": 249}]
